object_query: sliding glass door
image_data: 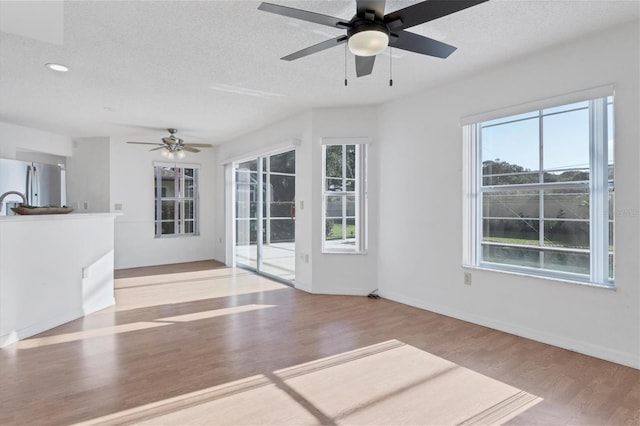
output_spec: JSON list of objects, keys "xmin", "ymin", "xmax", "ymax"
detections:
[
  {"xmin": 235, "ymin": 158, "xmax": 259, "ymax": 270},
  {"xmin": 234, "ymin": 149, "xmax": 295, "ymax": 282}
]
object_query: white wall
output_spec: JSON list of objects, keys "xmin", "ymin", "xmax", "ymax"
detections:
[
  {"xmin": 66, "ymin": 137, "xmax": 110, "ymax": 212},
  {"xmin": 0, "ymin": 121, "xmax": 72, "ymax": 159},
  {"xmin": 214, "ymin": 112, "xmax": 314, "ymax": 290},
  {"xmin": 310, "ymin": 107, "xmax": 379, "ymax": 295},
  {"xmin": 377, "ymin": 22, "xmax": 639, "ymax": 368},
  {"xmin": 0, "ymin": 121, "xmax": 218, "ymax": 270},
  {"xmin": 110, "ymin": 136, "xmax": 217, "ymax": 269},
  {"xmin": 0, "ymin": 213, "xmax": 116, "ymax": 346},
  {"xmin": 213, "ymin": 107, "xmax": 379, "ymax": 295}
]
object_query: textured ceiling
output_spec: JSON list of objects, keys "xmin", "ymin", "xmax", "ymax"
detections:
[{"xmin": 0, "ymin": 0, "xmax": 638, "ymax": 144}]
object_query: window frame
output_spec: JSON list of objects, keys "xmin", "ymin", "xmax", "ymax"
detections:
[
  {"xmin": 321, "ymin": 139, "xmax": 368, "ymax": 254},
  {"xmin": 154, "ymin": 162, "xmax": 200, "ymax": 238},
  {"xmin": 463, "ymin": 94, "xmax": 614, "ymax": 287}
]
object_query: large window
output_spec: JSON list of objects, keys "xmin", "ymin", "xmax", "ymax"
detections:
[
  {"xmin": 154, "ymin": 163, "xmax": 199, "ymax": 237},
  {"xmin": 464, "ymin": 95, "xmax": 614, "ymax": 286},
  {"xmin": 322, "ymin": 142, "xmax": 367, "ymax": 253}
]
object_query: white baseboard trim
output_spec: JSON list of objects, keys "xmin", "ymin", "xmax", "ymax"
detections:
[
  {"xmin": 0, "ymin": 298, "xmax": 116, "ymax": 348},
  {"xmin": 1, "ymin": 310, "xmax": 83, "ymax": 347},
  {"xmin": 83, "ymin": 297, "xmax": 116, "ymax": 316},
  {"xmin": 310, "ymin": 288, "xmax": 369, "ymax": 296},
  {"xmin": 294, "ymin": 280, "xmax": 312, "ymax": 293},
  {"xmin": 382, "ymin": 290, "xmax": 639, "ymax": 370}
]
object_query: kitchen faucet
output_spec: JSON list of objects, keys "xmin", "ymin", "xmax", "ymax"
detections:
[{"xmin": 0, "ymin": 191, "xmax": 27, "ymax": 214}]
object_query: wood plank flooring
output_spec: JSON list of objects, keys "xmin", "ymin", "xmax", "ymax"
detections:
[{"xmin": 0, "ymin": 261, "xmax": 638, "ymax": 425}]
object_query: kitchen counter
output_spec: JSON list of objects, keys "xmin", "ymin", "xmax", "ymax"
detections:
[
  {"xmin": 0, "ymin": 211, "xmax": 119, "ymax": 222},
  {"xmin": 0, "ymin": 212, "xmax": 120, "ymax": 346}
]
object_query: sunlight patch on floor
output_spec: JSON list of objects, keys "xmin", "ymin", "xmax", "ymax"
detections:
[
  {"xmin": 17, "ymin": 304, "xmax": 276, "ymax": 350},
  {"xmin": 114, "ymin": 268, "xmax": 249, "ymax": 289},
  {"xmin": 16, "ymin": 322, "xmax": 170, "ymax": 349},
  {"xmin": 114, "ymin": 268, "xmax": 289, "ymax": 311},
  {"xmin": 75, "ymin": 340, "xmax": 542, "ymax": 426},
  {"xmin": 157, "ymin": 304, "xmax": 276, "ymax": 322}
]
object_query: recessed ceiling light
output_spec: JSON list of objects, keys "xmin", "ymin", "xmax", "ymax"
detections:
[{"xmin": 45, "ymin": 63, "xmax": 69, "ymax": 72}]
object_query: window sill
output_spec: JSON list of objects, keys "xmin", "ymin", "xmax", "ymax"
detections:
[
  {"xmin": 155, "ymin": 233, "xmax": 200, "ymax": 239},
  {"xmin": 462, "ymin": 264, "xmax": 616, "ymax": 291},
  {"xmin": 322, "ymin": 250, "xmax": 368, "ymax": 255}
]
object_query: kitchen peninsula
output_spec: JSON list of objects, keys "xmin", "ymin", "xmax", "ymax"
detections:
[{"xmin": 0, "ymin": 212, "xmax": 119, "ymax": 346}]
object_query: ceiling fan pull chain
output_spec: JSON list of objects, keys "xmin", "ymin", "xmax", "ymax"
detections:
[
  {"xmin": 344, "ymin": 43, "xmax": 348, "ymax": 86},
  {"xmin": 389, "ymin": 47, "xmax": 393, "ymax": 87}
]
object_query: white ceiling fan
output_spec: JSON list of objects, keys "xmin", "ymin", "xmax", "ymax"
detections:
[{"xmin": 127, "ymin": 128, "xmax": 213, "ymax": 159}]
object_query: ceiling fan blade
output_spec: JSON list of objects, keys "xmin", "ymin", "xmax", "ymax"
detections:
[
  {"xmin": 282, "ymin": 36, "xmax": 347, "ymax": 61},
  {"xmin": 184, "ymin": 143, "xmax": 213, "ymax": 148},
  {"xmin": 384, "ymin": 0, "xmax": 488, "ymax": 31},
  {"xmin": 149, "ymin": 147, "xmax": 165, "ymax": 151},
  {"xmin": 127, "ymin": 141, "xmax": 163, "ymax": 145},
  {"xmin": 390, "ymin": 31, "xmax": 456, "ymax": 58},
  {"xmin": 356, "ymin": 0, "xmax": 386, "ymax": 19},
  {"xmin": 355, "ymin": 55, "xmax": 376, "ymax": 77},
  {"xmin": 182, "ymin": 146, "xmax": 201, "ymax": 153},
  {"xmin": 258, "ymin": 2, "xmax": 348, "ymax": 29}
]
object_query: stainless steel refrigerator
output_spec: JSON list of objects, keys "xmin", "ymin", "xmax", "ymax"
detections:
[{"xmin": 0, "ymin": 158, "xmax": 66, "ymax": 216}]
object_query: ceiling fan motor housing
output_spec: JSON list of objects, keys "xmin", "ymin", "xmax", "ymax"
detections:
[
  {"xmin": 347, "ymin": 21, "xmax": 390, "ymax": 57},
  {"xmin": 164, "ymin": 128, "xmax": 184, "ymax": 151}
]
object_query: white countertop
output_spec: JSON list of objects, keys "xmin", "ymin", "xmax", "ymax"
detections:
[{"xmin": 0, "ymin": 212, "xmax": 122, "ymax": 222}]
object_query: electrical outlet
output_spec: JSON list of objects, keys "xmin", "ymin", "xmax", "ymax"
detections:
[
  {"xmin": 83, "ymin": 201, "xmax": 89, "ymax": 210},
  {"xmin": 464, "ymin": 272, "xmax": 472, "ymax": 285},
  {"xmin": 82, "ymin": 267, "xmax": 89, "ymax": 279}
]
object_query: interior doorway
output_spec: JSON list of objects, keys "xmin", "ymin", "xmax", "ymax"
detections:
[{"xmin": 234, "ymin": 149, "xmax": 295, "ymax": 283}]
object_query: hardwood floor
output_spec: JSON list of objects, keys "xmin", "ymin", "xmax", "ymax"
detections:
[
  {"xmin": 1, "ymin": 261, "xmax": 638, "ymax": 425},
  {"xmin": 113, "ymin": 260, "xmax": 227, "ymax": 278}
]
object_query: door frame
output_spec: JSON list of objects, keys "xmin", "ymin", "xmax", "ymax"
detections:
[{"xmin": 226, "ymin": 146, "xmax": 297, "ymax": 285}]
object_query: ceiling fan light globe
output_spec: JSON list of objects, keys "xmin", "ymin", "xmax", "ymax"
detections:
[
  {"xmin": 161, "ymin": 149, "xmax": 169, "ymax": 157},
  {"xmin": 348, "ymin": 29, "xmax": 389, "ymax": 57},
  {"xmin": 176, "ymin": 150, "xmax": 186, "ymax": 159}
]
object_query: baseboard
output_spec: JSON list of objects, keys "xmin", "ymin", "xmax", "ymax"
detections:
[
  {"xmin": 294, "ymin": 280, "xmax": 312, "ymax": 293},
  {"xmin": 0, "ymin": 309, "xmax": 82, "ymax": 347},
  {"xmin": 310, "ymin": 288, "xmax": 369, "ymax": 296},
  {"xmin": 83, "ymin": 297, "xmax": 116, "ymax": 316},
  {"xmin": 381, "ymin": 290, "xmax": 640, "ymax": 370},
  {"xmin": 0, "ymin": 298, "xmax": 115, "ymax": 348}
]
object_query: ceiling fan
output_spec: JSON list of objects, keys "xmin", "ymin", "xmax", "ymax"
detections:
[
  {"xmin": 258, "ymin": 0, "xmax": 488, "ymax": 77},
  {"xmin": 127, "ymin": 128, "xmax": 213, "ymax": 159}
]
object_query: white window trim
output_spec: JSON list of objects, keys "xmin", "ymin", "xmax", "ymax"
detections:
[
  {"xmin": 224, "ymin": 163, "xmax": 235, "ymax": 266},
  {"xmin": 321, "ymin": 138, "xmax": 368, "ymax": 254},
  {"xmin": 459, "ymin": 85, "xmax": 614, "ymax": 126},
  {"xmin": 220, "ymin": 139, "xmax": 300, "ymax": 166},
  {"xmin": 462, "ymin": 92, "xmax": 614, "ymax": 287}
]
